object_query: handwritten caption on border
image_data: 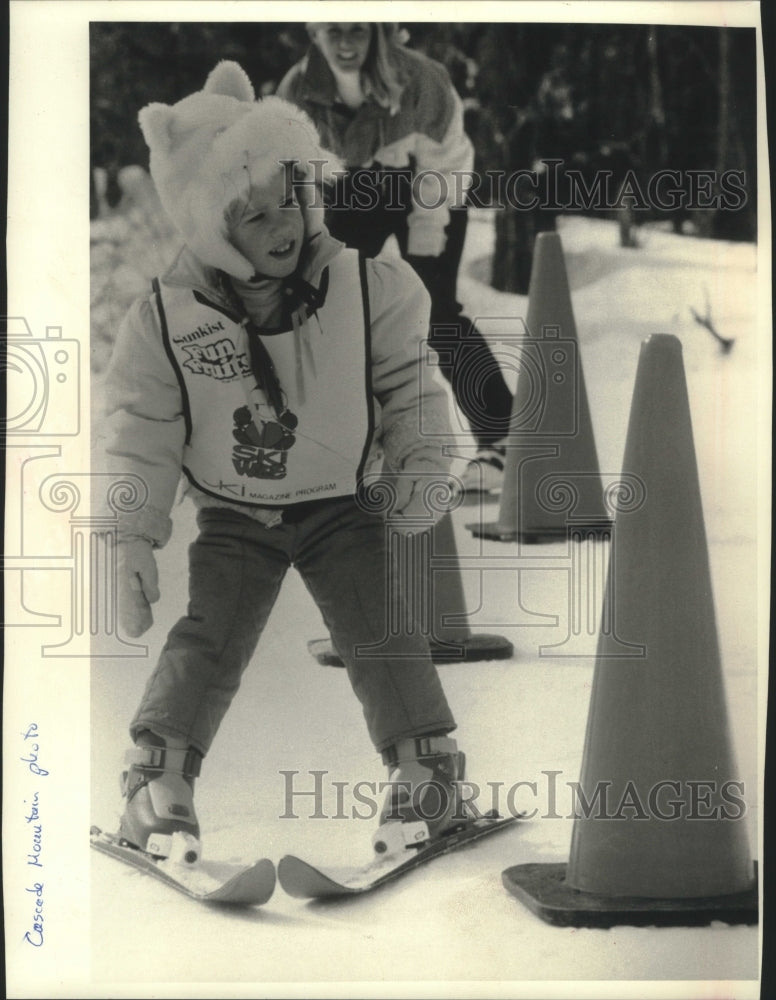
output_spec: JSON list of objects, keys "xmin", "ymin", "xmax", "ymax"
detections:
[{"xmin": 21, "ymin": 723, "xmax": 48, "ymax": 947}]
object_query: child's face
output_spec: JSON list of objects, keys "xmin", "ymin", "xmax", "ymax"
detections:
[
  {"xmin": 229, "ymin": 169, "xmax": 305, "ymax": 279},
  {"xmin": 311, "ymin": 23, "xmax": 372, "ymax": 74}
]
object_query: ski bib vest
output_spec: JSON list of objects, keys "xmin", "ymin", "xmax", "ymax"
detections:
[{"xmin": 154, "ymin": 250, "xmax": 374, "ymax": 507}]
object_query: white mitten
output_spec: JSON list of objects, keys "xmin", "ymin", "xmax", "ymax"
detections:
[
  {"xmin": 389, "ymin": 468, "xmax": 456, "ymax": 535},
  {"xmin": 117, "ymin": 537, "xmax": 160, "ymax": 638}
]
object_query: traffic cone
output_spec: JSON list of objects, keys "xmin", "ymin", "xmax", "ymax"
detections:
[
  {"xmin": 468, "ymin": 232, "xmax": 610, "ymax": 543},
  {"xmin": 502, "ymin": 335, "xmax": 758, "ymax": 926},
  {"xmin": 308, "ymin": 512, "xmax": 514, "ymax": 666}
]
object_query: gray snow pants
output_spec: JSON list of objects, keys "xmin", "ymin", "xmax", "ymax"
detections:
[{"xmin": 130, "ymin": 499, "xmax": 456, "ymax": 756}]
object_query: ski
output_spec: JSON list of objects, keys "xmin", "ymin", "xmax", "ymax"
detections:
[
  {"xmin": 277, "ymin": 814, "xmax": 520, "ymax": 898},
  {"xmin": 90, "ymin": 826, "xmax": 276, "ymax": 905}
]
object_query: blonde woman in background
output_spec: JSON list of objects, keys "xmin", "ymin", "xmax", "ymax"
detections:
[{"xmin": 278, "ymin": 23, "xmax": 514, "ymax": 493}]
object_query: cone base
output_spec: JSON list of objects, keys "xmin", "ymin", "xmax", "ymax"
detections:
[
  {"xmin": 466, "ymin": 521, "xmax": 613, "ymax": 544},
  {"xmin": 307, "ymin": 635, "xmax": 514, "ymax": 667},
  {"xmin": 501, "ymin": 862, "xmax": 759, "ymax": 928}
]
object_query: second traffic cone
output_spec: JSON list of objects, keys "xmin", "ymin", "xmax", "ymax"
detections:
[
  {"xmin": 502, "ymin": 334, "xmax": 757, "ymax": 926},
  {"xmin": 469, "ymin": 232, "xmax": 610, "ymax": 543},
  {"xmin": 308, "ymin": 512, "xmax": 514, "ymax": 666}
]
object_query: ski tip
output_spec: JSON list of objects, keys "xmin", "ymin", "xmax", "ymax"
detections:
[
  {"xmin": 277, "ymin": 855, "xmax": 347, "ymax": 899},
  {"xmin": 277, "ymin": 855, "xmax": 304, "ymax": 881},
  {"xmin": 211, "ymin": 857, "xmax": 277, "ymax": 905},
  {"xmin": 257, "ymin": 857, "xmax": 277, "ymax": 895}
]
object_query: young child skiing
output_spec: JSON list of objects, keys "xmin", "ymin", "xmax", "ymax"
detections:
[{"xmin": 100, "ymin": 60, "xmax": 472, "ymax": 862}]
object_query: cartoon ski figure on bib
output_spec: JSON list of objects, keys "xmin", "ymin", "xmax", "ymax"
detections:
[{"xmin": 231, "ymin": 394, "xmax": 298, "ymax": 480}]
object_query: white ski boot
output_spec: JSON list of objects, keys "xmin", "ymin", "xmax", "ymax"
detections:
[
  {"xmin": 373, "ymin": 735, "xmax": 469, "ymax": 855},
  {"xmin": 118, "ymin": 730, "xmax": 202, "ymax": 864}
]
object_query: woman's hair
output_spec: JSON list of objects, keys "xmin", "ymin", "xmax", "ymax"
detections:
[
  {"xmin": 367, "ymin": 23, "xmax": 408, "ymax": 114},
  {"xmin": 308, "ymin": 23, "xmax": 409, "ymax": 115}
]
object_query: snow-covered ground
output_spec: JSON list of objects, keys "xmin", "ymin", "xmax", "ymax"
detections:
[{"xmin": 88, "ymin": 189, "xmax": 766, "ymax": 997}]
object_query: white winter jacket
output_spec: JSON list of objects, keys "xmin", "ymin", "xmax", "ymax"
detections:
[{"xmin": 97, "ymin": 230, "xmax": 452, "ymax": 546}]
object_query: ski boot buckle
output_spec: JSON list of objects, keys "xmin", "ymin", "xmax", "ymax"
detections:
[
  {"xmin": 372, "ymin": 820, "xmax": 429, "ymax": 856},
  {"xmin": 146, "ymin": 830, "xmax": 202, "ymax": 866}
]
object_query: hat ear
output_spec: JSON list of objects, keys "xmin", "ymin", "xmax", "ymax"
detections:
[
  {"xmin": 138, "ymin": 103, "xmax": 175, "ymax": 154},
  {"xmin": 204, "ymin": 60, "xmax": 256, "ymax": 102}
]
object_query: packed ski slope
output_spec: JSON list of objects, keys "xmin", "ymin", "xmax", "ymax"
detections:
[{"xmin": 89, "ymin": 196, "xmax": 765, "ymax": 997}]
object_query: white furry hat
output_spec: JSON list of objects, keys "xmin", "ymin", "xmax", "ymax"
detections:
[{"xmin": 138, "ymin": 60, "xmax": 343, "ymax": 280}]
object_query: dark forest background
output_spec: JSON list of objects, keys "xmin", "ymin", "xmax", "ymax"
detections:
[{"xmin": 90, "ymin": 21, "xmax": 758, "ymax": 293}]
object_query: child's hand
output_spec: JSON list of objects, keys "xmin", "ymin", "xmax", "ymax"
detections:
[
  {"xmin": 389, "ymin": 469, "xmax": 455, "ymax": 535},
  {"xmin": 117, "ymin": 538, "xmax": 160, "ymax": 638}
]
